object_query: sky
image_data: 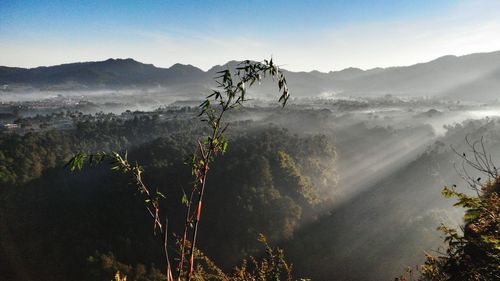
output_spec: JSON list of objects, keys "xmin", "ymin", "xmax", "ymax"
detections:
[{"xmin": 1, "ymin": 0, "xmax": 500, "ymax": 72}]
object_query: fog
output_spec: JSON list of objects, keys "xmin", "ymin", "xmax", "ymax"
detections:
[
  {"xmin": 220, "ymin": 96, "xmax": 500, "ymax": 280},
  {"xmin": 3, "ymin": 88, "xmax": 500, "ymax": 281}
]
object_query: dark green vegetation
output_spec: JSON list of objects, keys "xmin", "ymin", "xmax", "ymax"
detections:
[
  {"xmin": 0, "ymin": 108, "xmax": 336, "ymax": 281},
  {"xmin": 395, "ymin": 140, "xmax": 500, "ymax": 281},
  {"xmin": 1, "ymin": 101, "xmax": 500, "ymax": 280},
  {"xmin": 418, "ymin": 143, "xmax": 500, "ymax": 280}
]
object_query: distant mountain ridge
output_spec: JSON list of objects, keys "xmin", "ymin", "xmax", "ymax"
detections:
[
  {"xmin": 0, "ymin": 58, "xmax": 206, "ymax": 88},
  {"xmin": 2, "ymin": 51, "xmax": 500, "ymax": 100}
]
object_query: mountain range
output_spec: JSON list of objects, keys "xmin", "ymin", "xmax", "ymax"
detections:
[{"xmin": 2, "ymin": 51, "xmax": 500, "ymax": 100}]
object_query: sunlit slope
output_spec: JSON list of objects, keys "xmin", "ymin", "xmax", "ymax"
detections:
[{"xmin": 285, "ymin": 118, "xmax": 500, "ymax": 281}]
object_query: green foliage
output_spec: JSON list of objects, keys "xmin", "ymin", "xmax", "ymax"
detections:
[
  {"xmin": 397, "ymin": 139, "xmax": 500, "ymax": 281},
  {"xmin": 88, "ymin": 235, "xmax": 305, "ymax": 281},
  {"xmin": 0, "ymin": 113, "xmax": 195, "ymax": 187},
  {"xmin": 0, "ymin": 118, "xmax": 335, "ymax": 280},
  {"xmin": 222, "ymin": 234, "xmax": 305, "ymax": 281},
  {"xmin": 87, "ymin": 251, "xmax": 166, "ymax": 281},
  {"xmin": 418, "ymin": 185, "xmax": 500, "ymax": 281},
  {"xmin": 201, "ymin": 128, "xmax": 336, "ymax": 261},
  {"xmin": 0, "ymin": 130, "xmax": 74, "ymax": 185},
  {"xmin": 277, "ymin": 151, "xmax": 321, "ymax": 206}
]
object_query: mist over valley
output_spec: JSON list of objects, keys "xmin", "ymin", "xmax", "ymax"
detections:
[{"xmin": 2, "ymin": 51, "xmax": 500, "ymax": 280}]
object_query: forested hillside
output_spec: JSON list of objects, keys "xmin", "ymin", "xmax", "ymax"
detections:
[
  {"xmin": 0, "ymin": 109, "xmax": 336, "ymax": 280},
  {"xmin": 2, "ymin": 102, "xmax": 499, "ymax": 280}
]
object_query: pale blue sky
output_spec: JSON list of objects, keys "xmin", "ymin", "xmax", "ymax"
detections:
[{"xmin": 1, "ymin": 0, "xmax": 499, "ymax": 71}]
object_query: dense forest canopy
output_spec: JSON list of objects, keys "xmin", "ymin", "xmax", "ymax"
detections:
[{"xmin": 1, "ymin": 98, "xmax": 499, "ymax": 280}]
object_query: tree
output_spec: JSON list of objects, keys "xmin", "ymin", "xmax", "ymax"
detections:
[{"xmin": 397, "ymin": 137, "xmax": 500, "ymax": 281}]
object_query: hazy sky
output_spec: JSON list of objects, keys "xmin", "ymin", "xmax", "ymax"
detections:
[{"xmin": 1, "ymin": 0, "xmax": 500, "ymax": 71}]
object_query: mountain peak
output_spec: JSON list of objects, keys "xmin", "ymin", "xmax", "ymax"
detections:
[
  {"xmin": 169, "ymin": 63, "xmax": 200, "ymax": 70},
  {"xmin": 102, "ymin": 58, "xmax": 143, "ymax": 65},
  {"xmin": 429, "ymin": 55, "xmax": 458, "ymax": 63}
]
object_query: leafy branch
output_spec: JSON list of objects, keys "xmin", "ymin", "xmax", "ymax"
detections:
[{"xmin": 398, "ymin": 137, "xmax": 500, "ymax": 281}]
